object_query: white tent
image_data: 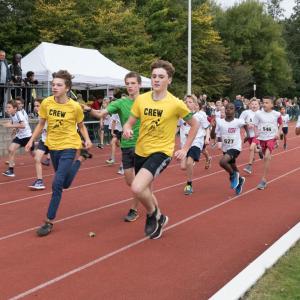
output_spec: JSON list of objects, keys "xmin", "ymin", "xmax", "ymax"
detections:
[{"xmin": 22, "ymin": 42, "xmax": 151, "ymax": 89}]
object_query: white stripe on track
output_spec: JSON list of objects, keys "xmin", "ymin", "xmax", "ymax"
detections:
[{"xmin": 8, "ymin": 165, "xmax": 300, "ymax": 300}]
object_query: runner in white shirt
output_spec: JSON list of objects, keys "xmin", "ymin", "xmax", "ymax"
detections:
[
  {"xmin": 280, "ymin": 106, "xmax": 289, "ymax": 150},
  {"xmin": 253, "ymin": 97, "xmax": 282, "ymax": 190},
  {"xmin": 211, "ymin": 100, "xmax": 223, "ymax": 147},
  {"xmin": 106, "ymin": 113, "xmax": 124, "ymax": 174},
  {"xmin": 15, "ymin": 97, "xmax": 29, "ymax": 121},
  {"xmin": 214, "ymin": 103, "xmax": 246, "ymax": 195},
  {"xmin": 1, "ymin": 100, "xmax": 33, "ymax": 177},
  {"xmin": 180, "ymin": 96, "xmax": 210, "ymax": 195},
  {"xmin": 239, "ymin": 98, "xmax": 263, "ymax": 174},
  {"xmin": 295, "ymin": 115, "xmax": 300, "ymax": 135},
  {"xmin": 28, "ymin": 99, "xmax": 50, "ymax": 190}
]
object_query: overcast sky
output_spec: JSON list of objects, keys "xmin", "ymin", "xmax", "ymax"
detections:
[{"xmin": 215, "ymin": 0, "xmax": 296, "ymax": 18}]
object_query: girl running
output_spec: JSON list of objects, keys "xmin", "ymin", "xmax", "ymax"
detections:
[
  {"xmin": 280, "ymin": 106, "xmax": 289, "ymax": 150},
  {"xmin": 25, "ymin": 70, "xmax": 92, "ymax": 236}
]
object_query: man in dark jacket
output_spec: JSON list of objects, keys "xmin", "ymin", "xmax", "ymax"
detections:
[{"xmin": 0, "ymin": 50, "xmax": 11, "ymax": 116}]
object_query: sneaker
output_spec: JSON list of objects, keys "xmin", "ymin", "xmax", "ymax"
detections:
[
  {"xmin": 124, "ymin": 209, "xmax": 139, "ymax": 222},
  {"xmin": 145, "ymin": 208, "xmax": 159, "ymax": 236},
  {"xmin": 184, "ymin": 184, "xmax": 193, "ymax": 195},
  {"xmin": 36, "ymin": 221, "xmax": 53, "ymax": 237},
  {"xmin": 243, "ymin": 164, "xmax": 252, "ymax": 174},
  {"xmin": 230, "ymin": 171, "xmax": 239, "ymax": 189},
  {"xmin": 150, "ymin": 214, "xmax": 169, "ymax": 240},
  {"xmin": 117, "ymin": 167, "xmax": 124, "ymax": 175},
  {"xmin": 205, "ymin": 157, "xmax": 212, "ymax": 169},
  {"xmin": 257, "ymin": 180, "xmax": 267, "ymax": 190},
  {"xmin": 41, "ymin": 158, "xmax": 50, "ymax": 166},
  {"xmin": 106, "ymin": 158, "xmax": 115, "ymax": 165},
  {"xmin": 97, "ymin": 143, "xmax": 104, "ymax": 149},
  {"xmin": 2, "ymin": 169, "xmax": 15, "ymax": 177},
  {"xmin": 29, "ymin": 179, "xmax": 45, "ymax": 190},
  {"xmin": 235, "ymin": 177, "xmax": 245, "ymax": 195},
  {"xmin": 80, "ymin": 149, "xmax": 93, "ymax": 159}
]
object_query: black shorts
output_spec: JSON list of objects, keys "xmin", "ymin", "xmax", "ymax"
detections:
[
  {"xmin": 12, "ymin": 136, "xmax": 34, "ymax": 150},
  {"xmin": 37, "ymin": 140, "xmax": 49, "ymax": 154},
  {"xmin": 121, "ymin": 147, "xmax": 135, "ymax": 170},
  {"xmin": 223, "ymin": 149, "xmax": 240, "ymax": 164},
  {"xmin": 187, "ymin": 146, "xmax": 201, "ymax": 162},
  {"xmin": 113, "ymin": 130, "xmax": 122, "ymax": 141},
  {"xmin": 282, "ymin": 127, "xmax": 288, "ymax": 135},
  {"xmin": 134, "ymin": 152, "xmax": 171, "ymax": 178}
]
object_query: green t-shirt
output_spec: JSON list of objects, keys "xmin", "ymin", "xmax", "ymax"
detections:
[{"xmin": 107, "ymin": 97, "xmax": 140, "ymax": 148}]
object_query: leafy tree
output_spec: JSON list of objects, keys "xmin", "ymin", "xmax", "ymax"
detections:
[{"xmin": 267, "ymin": 0, "xmax": 284, "ymax": 20}]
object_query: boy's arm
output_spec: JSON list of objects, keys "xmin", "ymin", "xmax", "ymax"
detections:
[
  {"xmin": 174, "ymin": 116, "xmax": 199, "ymax": 160},
  {"xmin": 25, "ymin": 119, "xmax": 46, "ymax": 151},
  {"xmin": 276, "ymin": 116, "xmax": 283, "ymax": 139},
  {"xmin": 2, "ymin": 121, "xmax": 25, "ymax": 129},
  {"xmin": 123, "ymin": 115, "xmax": 137, "ymax": 139},
  {"xmin": 77, "ymin": 122, "xmax": 93, "ymax": 149}
]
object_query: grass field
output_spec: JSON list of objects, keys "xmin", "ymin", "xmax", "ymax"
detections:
[{"xmin": 244, "ymin": 241, "xmax": 300, "ymax": 300}]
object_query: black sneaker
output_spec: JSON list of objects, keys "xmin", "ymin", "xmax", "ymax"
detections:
[
  {"xmin": 80, "ymin": 149, "xmax": 93, "ymax": 159},
  {"xmin": 2, "ymin": 169, "xmax": 15, "ymax": 177},
  {"xmin": 150, "ymin": 214, "xmax": 169, "ymax": 240},
  {"xmin": 97, "ymin": 143, "xmax": 104, "ymax": 149},
  {"xmin": 145, "ymin": 208, "xmax": 159, "ymax": 236},
  {"xmin": 36, "ymin": 221, "xmax": 53, "ymax": 237},
  {"xmin": 124, "ymin": 209, "xmax": 139, "ymax": 222}
]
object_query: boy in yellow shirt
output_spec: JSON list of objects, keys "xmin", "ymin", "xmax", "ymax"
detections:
[
  {"xmin": 123, "ymin": 60, "xmax": 199, "ymax": 239},
  {"xmin": 26, "ymin": 70, "xmax": 92, "ymax": 237}
]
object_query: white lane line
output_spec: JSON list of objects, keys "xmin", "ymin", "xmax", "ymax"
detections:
[
  {"xmin": 8, "ymin": 165, "xmax": 300, "ymax": 300},
  {"xmin": 1, "ymin": 145, "xmax": 300, "ymax": 242},
  {"xmin": 1, "ymin": 144, "xmax": 299, "ymax": 207}
]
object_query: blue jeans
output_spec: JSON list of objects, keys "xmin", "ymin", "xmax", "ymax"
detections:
[{"xmin": 47, "ymin": 149, "xmax": 81, "ymax": 220}]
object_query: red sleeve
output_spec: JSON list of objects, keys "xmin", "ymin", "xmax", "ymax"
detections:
[{"xmin": 277, "ymin": 116, "xmax": 283, "ymax": 125}]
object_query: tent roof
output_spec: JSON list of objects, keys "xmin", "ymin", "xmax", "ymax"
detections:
[{"xmin": 22, "ymin": 42, "xmax": 151, "ymax": 88}]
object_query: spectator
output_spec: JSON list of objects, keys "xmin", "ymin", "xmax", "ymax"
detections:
[
  {"xmin": 90, "ymin": 95, "xmax": 103, "ymax": 110},
  {"xmin": 0, "ymin": 50, "xmax": 11, "ymax": 116},
  {"xmin": 9, "ymin": 53, "xmax": 23, "ymax": 98},
  {"xmin": 233, "ymin": 95, "xmax": 244, "ymax": 117},
  {"xmin": 75, "ymin": 93, "xmax": 86, "ymax": 105},
  {"xmin": 23, "ymin": 71, "xmax": 38, "ymax": 113}
]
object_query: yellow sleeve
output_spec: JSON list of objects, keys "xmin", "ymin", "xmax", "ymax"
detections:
[
  {"xmin": 177, "ymin": 99, "xmax": 192, "ymax": 120},
  {"xmin": 75, "ymin": 103, "xmax": 84, "ymax": 123},
  {"xmin": 130, "ymin": 96, "xmax": 141, "ymax": 119},
  {"xmin": 38, "ymin": 100, "xmax": 47, "ymax": 119}
]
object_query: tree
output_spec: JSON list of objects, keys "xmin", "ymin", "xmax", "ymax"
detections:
[
  {"xmin": 267, "ymin": 0, "xmax": 284, "ymax": 20},
  {"xmin": 215, "ymin": 0, "xmax": 293, "ymax": 97}
]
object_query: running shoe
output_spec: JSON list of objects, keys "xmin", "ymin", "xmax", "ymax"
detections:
[
  {"xmin": 41, "ymin": 158, "xmax": 50, "ymax": 166},
  {"xmin": 97, "ymin": 143, "xmax": 104, "ymax": 149},
  {"xmin": 257, "ymin": 180, "xmax": 267, "ymax": 190},
  {"xmin": 230, "ymin": 171, "xmax": 239, "ymax": 189},
  {"xmin": 205, "ymin": 157, "xmax": 212, "ymax": 169},
  {"xmin": 106, "ymin": 158, "xmax": 115, "ymax": 165},
  {"xmin": 117, "ymin": 167, "xmax": 124, "ymax": 175},
  {"xmin": 235, "ymin": 177, "xmax": 246, "ymax": 195},
  {"xmin": 184, "ymin": 184, "xmax": 193, "ymax": 195},
  {"xmin": 36, "ymin": 221, "xmax": 53, "ymax": 237},
  {"xmin": 150, "ymin": 214, "xmax": 169, "ymax": 240},
  {"xmin": 29, "ymin": 179, "xmax": 46, "ymax": 190},
  {"xmin": 124, "ymin": 209, "xmax": 139, "ymax": 222},
  {"xmin": 243, "ymin": 164, "xmax": 252, "ymax": 174},
  {"xmin": 80, "ymin": 149, "xmax": 93, "ymax": 159},
  {"xmin": 2, "ymin": 169, "xmax": 15, "ymax": 177},
  {"xmin": 145, "ymin": 208, "xmax": 159, "ymax": 236}
]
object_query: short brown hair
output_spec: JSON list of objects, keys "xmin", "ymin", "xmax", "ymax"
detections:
[
  {"xmin": 15, "ymin": 96, "xmax": 24, "ymax": 104},
  {"xmin": 124, "ymin": 72, "xmax": 142, "ymax": 84},
  {"xmin": 52, "ymin": 70, "xmax": 73, "ymax": 89},
  {"xmin": 151, "ymin": 60, "xmax": 175, "ymax": 78},
  {"xmin": 7, "ymin": 100, "xmax": 17, "ymax": 108}
]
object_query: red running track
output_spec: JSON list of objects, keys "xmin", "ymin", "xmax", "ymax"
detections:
[{"xmin": 0, "ymin": 128, "xmax": 299, "ymax": 300}]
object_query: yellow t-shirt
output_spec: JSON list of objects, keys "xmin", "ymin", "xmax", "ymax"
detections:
[
  {"xmin": 131, "ymin": 91, "xmax": 192, "ymax": 157},
  {"xmin": 39, "ymin": 96, "xmax": 84, "ymax": 150}
]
